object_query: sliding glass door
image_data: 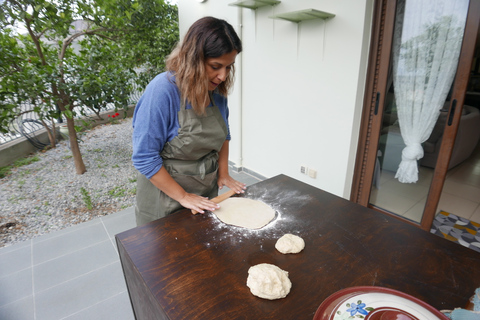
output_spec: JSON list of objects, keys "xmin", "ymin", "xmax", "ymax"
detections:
[{"xmin": 352, "ymin": 0, "xmax": 480, "ymax": 230}]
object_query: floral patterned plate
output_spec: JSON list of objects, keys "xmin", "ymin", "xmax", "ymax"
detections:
[{"xmin": 313, "ymin": 286, "xmax": 448, "ymax": 320}]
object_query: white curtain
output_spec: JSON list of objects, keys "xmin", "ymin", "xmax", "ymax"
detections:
[{"xmin": 392, "ymin": 0, "xmax": 469, "ymax": 183}]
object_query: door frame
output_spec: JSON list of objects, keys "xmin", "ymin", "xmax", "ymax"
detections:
[{"xmin": 351, "ymin": 0, "xmax": 480, "ymax": 231}]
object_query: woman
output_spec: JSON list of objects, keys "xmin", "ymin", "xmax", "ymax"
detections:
[{"xmin": 132, "ymin": 17, "xmax": 246, "ymax": 226}]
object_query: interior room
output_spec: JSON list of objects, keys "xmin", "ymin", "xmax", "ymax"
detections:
[{"xmin": 370, "ymin": 23, "xmax": 480, "ymax": 225}]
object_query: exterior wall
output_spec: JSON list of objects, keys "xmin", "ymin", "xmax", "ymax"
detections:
[{"xmin": 178, "ymin": 0, "xmax": 374, "ymax": 198}]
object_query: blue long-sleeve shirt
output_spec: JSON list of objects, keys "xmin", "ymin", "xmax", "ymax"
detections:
[{"xmin": 132, "ymin": 72, "xmax": 231, "ymax": 179}]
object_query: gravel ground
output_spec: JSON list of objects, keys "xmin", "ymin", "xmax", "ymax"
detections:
[{"xmin": 0, "ymin": 118, "xmax": 137, "ymax": 248}]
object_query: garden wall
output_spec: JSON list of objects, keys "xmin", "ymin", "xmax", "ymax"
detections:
[{"xmin": 0, "ymin": 107, "xmax": 135, "ymax": 168}]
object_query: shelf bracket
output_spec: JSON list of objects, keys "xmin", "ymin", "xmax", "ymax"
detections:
[
  {"xmin": 228, "ymin": 0, "xmax": 281, "ymax": 10},
  {"xmin": 269, "ymin": 8, "xmax": 335, "ymax": 23}
]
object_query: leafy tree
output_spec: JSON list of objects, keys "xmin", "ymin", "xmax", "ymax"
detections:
[{"xmin": 0, "ymin": 0, "xmax": 178, "ymax": 174}]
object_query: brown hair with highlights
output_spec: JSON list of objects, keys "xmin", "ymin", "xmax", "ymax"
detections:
[{"xmin": 166, "ymin": 16, "xmax": 242, "ymax": 114}]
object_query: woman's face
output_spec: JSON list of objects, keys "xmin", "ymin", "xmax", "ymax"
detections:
[{"xmin": 205, "ymin": 50, "xmax": 238, "ymax": 91}]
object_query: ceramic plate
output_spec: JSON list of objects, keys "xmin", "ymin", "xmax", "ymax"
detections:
[{"xmin": 313, "ymin": 286, "xmax": 448, "ymax": 320}]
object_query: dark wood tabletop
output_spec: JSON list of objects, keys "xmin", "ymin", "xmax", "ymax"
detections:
[{"xmin": 116, "ymin": 174, "xmax": 480, "ymax": 320}]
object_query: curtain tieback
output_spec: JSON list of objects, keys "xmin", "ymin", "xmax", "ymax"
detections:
[{"xmin": 401, "ymin": 143, "xmax": 424, "ymax": 161}]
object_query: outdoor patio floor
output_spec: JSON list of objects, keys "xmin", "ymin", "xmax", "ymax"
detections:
[{"xmin": 0, "ymin": 169, "xmax": 262, "ymax": 320}]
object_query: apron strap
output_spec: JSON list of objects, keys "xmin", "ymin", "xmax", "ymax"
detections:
[
  {"xmin": 209, "ymin": 91, "xmax": 216, "ymax": 107},
  {"xmin": 180, "ymin": 97, "xmax": 186, "ymax": 111},
  {"xmin": 180, "ymin": 92, "xmax": 215, "ymax": 111}
]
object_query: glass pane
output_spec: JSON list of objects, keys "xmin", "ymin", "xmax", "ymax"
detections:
[
  {"xmin": 436, "ymin": 106, "xmax": 480, "ymax": 224},
  {"xmin": 370, "ymin": 87, "xmax": 439, "ymax": 223},
  {"xmin": 368, "ymin": 0, "xmax": 470, "ymax": 223},
  {"xmin": 436, "ymin": 25, "xmax": 480, "ymax": 226}
]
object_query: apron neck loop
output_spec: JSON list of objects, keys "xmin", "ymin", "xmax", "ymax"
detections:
[
  {"xmin": 180, "ymin": 97, "xmax": 186, "ymax": 111},
  {"xmin": 180, "ymin": 92, "xmax": 215, "ymax": 111},
  {"xmin": 208, "ymin": 91, "xmax": 214, "ymax": 106}
]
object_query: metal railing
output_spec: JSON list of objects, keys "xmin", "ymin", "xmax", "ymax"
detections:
[{"xmin": 0, "ymin": 86, "xmax": 143, "ymax": 147}]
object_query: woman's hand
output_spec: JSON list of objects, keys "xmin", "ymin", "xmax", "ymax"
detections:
[
  {"xmin": 178, "ymin": 193, "xmax": 220, "ymax": 214},
  {"xmin": 217, "ymin": 174, "xmax": 246, "ymax": 194},
  {"xmin": 217, "ymin": 140, "xmax": 246, "ymax": 194},
  {"xmin": 150, "ymin": 167, "xmax": 220, "ymax": 214}
]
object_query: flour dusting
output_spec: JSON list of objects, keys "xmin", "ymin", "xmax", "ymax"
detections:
[{"xmin": 200, "ymin": 183, "xmax": 312, "ymax": 248}]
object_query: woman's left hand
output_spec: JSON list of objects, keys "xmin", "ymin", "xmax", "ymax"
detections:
[{"xmin": 217, "ymin": 174, "xmax": 246, "ymax": 194}]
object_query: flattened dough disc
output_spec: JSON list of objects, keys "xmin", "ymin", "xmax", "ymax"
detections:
[{"xmin": 213, "ymin": 198, "xmax": 275, "ymax": 229}]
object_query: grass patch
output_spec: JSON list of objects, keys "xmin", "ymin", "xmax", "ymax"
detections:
[
  {"xmin": 80, "ymin": 187, "xmax": 93, "ymax": 210},
  {"xmin": 0, "ymin": 156, "xmax": 40, "ymax": 179},
  {"xmin": 108, "ymin": 186, "xmax": 127, "ymax": 198},
  {"xmin": 0, "ymin": 167, "xmax": 10, "ymax": 179},
  {"xmin": 8, "ymin": 195, "xmax": 26, "ymax": 204},
  {"xmin": 108, "ymin": 186, "xmax": 136, "ymax": 198},
  {"xmin": 13, "ymin": 156, "xmax": 40, "ymax": 167},
  {"xmin": 20, "ymin": 169, "xmax": 31, "ymax": 176}
]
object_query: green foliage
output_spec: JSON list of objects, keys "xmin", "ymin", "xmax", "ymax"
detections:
[
  {"xmin": 80, "ymin": 187, "xmax": 93, "ymax": 210},
  {"xmin": 0, "ymin": 0, "xmax": 178, "ymax": 133},
  {"xmin": 108, "ymin": 186, "xmax": 127, "ymax": 198},
  {"xmin": 0, "ymin": 167, "xmax": 11, "ymax": 179},
  {"xmin": 0, "ymin": 155, "xmax": 40, "ymax": 178},
  {"xmin": 121, "ymin": 0, "xmax": 179, "ymax": 87},
  {"xmin": 12, "ymin": 155, "xmax": 40, "ymax": 167}
]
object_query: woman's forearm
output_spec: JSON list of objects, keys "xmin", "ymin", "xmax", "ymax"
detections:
[
  {"xmin": 218, "ymin": 140, "xmax": 230, "ymax": 177},
  {"xmin": 217, "ymin": 140, "xmax": 246, "ymax": 193},
  {"xmin": 149, "ymin": 166, "xmax": 187, "ymax": 202},
  {"xmin": 148, "ymin": 166, "xmax": 220, "ymax": 213}
]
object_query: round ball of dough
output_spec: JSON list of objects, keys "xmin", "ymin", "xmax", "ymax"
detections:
[
  {"xmin": 275, "ymin": 234, "xmax": 305, "ymax": 254},
  {"xmin": 246, "ymin": 263, "xmax": 292, "ymax": 300}
]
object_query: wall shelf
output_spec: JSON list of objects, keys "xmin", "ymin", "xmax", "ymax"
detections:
[
  {"xmin": 269, "ymin": 9, "xmax": 335, "ymax": 23},
  {"xmin": 228, "ymin": 0, "xmax": 280, "ymax": 10}
]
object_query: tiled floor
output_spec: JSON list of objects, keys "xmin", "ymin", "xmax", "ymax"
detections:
[
  {"xmin": 3, "ymin": 151, "xmax": 478, "ymax": 319},
  {"xmin": 0, "ymin": 169, "xmax": 262, "ymax": 320},
  {"xmin": 371, "ymin": 142, "xmax": 480, "ymax": 224}
]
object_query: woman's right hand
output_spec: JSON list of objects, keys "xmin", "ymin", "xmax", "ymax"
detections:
[
  {"xmin": 178, "ymin": 193, "xmax": 220, "ymax": 214},
  {"xmin": 150, "ymin": 167, "xmax": 220, "ymax": 214}
]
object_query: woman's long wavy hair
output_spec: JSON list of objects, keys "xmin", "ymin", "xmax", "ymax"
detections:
[{"xmin": 166, "ymin": 16, "xmax": 242, "ymax": 114}]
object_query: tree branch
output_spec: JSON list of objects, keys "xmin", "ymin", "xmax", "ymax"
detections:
[
  {"xmin": 24, "ymin": 18, "xmax": 47, "ymax": 66},
  {"xmin": 59, "ymin": 27, "xmax": 115, "ymax": 62},
  {"xmin": 37, "ymin": 27, "xmax": 49, "ymax": 39}
]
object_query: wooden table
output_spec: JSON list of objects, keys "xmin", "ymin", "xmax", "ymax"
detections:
[{"xmin": 116, "ymin": 174, "xmax": 480, "ymax": 320}]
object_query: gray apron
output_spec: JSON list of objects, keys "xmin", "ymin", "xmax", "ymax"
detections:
[{"xmin": 135, "ymin": 93, "xmax": 228, "ymax": 226}]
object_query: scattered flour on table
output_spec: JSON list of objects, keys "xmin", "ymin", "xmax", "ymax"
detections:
[
  {"xmin": 243, "ymin": 183, "xmax": 312, "ymax": 215},
  {"xmin": 212, "ymin": 198, "xmax": 276, "ymax": 229},
  {"xmin": 203, "ymin": 212, "xmax": 282, "ymax": 248},
  {"xmin": 202, "ymin": 187, "xmax": 311, "ymax": 248}
]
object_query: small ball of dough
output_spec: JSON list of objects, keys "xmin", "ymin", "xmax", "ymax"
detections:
[
  {"xmin": 275, "ymin": 234, "xmax": 305, "ymax": 254},
  {"xmin": 246, "ymin": 263, "xmax": 292, "ymax": 300}
]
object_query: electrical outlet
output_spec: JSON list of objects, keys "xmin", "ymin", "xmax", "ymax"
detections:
[{"xmin": 300, "ymin": 165, "xmax": 308, "ymax": 175}]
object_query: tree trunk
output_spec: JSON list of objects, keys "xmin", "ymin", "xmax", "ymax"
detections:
[
  {"xmin": 54, "ymin": 81, "xmax": 87, "ymax": 174},
  {"xmin": 40, "ymin": 119, "xmax": 56, "ymax": 148},
  {"xmin": 66, "ymin": 117, "xmax": 87, "ymax": 174}
]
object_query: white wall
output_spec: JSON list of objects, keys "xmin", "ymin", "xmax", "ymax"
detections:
[{"xmin": 178, "ymin": 0, "xmax": 374, "ymax": 199}]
